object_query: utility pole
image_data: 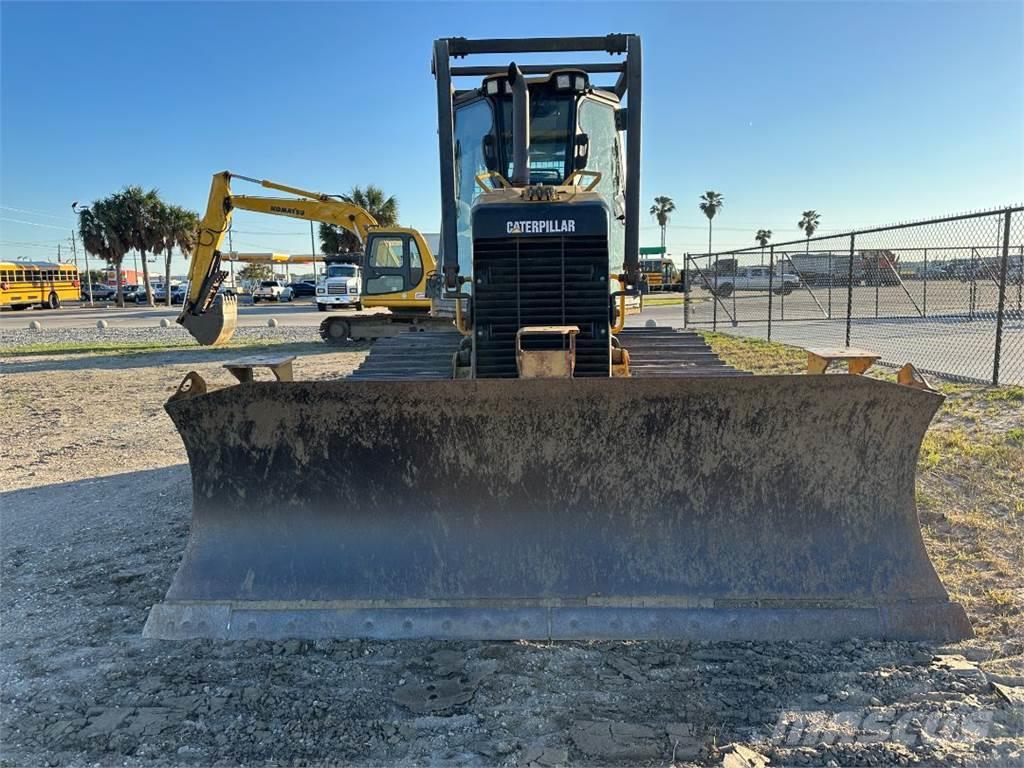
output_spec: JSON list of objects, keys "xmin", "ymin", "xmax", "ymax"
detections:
[
  {"xmin": 310, "ymin": 221, "xmax": 318, "ymax": 283},
  {"xmin": 72, "ymin": 229, "xmax": 93, "ymax": 306}
]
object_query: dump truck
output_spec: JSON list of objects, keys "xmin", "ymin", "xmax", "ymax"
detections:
[{"xmin": 147, "ymin": 35, "xmax": 969, "ymax": 643}]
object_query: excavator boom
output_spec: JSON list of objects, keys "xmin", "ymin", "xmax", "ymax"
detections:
[{"xmin": 178, "ymin": 171, "xmax": 418, "ymax": 346}]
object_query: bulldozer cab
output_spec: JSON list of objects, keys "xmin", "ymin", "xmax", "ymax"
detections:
[
  {"xmin": 450, "ymin": 71, "xmax": 627, "ymax": 281},
  {"xmin": 434, "ymin": 36, "xmax": 643, "ymax": 292}
]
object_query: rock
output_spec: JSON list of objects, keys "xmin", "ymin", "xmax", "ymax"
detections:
[
  {"xmin": 160, "ymin": 318, "xmax": 171, "ymax": 328},
  {"xmin": 522, "ymin": 742, "xmax": 569, "ymax": 766},
  {"xmin": 645, "ymin": 319, "xmax": 658, "ymax": 327},
  {"xmin": 666, "ymin": 722, "xmax": 709, "ymax": 760},
  {"xmin": 931, "ymin": 655, "xmax": 987, "ymax": 681},
  {"xmin": 607, "ymin": 656, "xmax": 645, "ymax": 683},
  {"xmin": 721, "ymin": 743, "xmax": 770, "ymax": 768},
  {"xmin": 992, "ymin": 682, "xmax": 1024, "ymax": 707},
  {"xmin": 29, "ymin": 320, "xmax": 42, "ymax": 330},
  {"xmin": 96, "ymin": 319, "xmax": 108, "ymax": 329},
  {"xmin": 479, "ymin": 644, "xmax": 512, "ymax": 659},
  {"xmin": 267, "ymin": 318, "xmax": 278, "ymax": 327},
  {"xmin": 570, "ymin": 721, "xmax": 663, "ymax": 761},
  {"xmin": 282, "ymin": 639, "xmax": 302, "ymax": 655},
  {"xmin": 870, "ymin": 696, "xmax": 883, "ymax": 706},
  {"xmin": 79, "ymin": 707, "xmax": 132, "ymax": 738},
  {"xmin": 126, "ymin": 708, "xmax": 173, "ymax": 737},
  {"xmin": 813, "ymin": 694, "xmax": 830, "ymax": 704},
  {"xmin": 393, "ymin": 678, "xmax": 476, "ymax": 714}
]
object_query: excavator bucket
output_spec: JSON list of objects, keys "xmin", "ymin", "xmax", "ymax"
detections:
[
  {"xmin": 145, "ymin": 374, "xmax": 971, "ymax": 642},
  {"xmin": 178, "ymin": 293, "xmax": 238, "ymax": 346}
]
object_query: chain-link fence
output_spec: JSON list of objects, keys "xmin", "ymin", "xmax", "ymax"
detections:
[{"xmin": 681, "ymin": 206, "xmax": 1024, "ymax": 384}]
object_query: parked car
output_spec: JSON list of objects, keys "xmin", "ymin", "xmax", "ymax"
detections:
[
  {"xmin": 252, "ymin": 280, "xmax": 286, "ymax": 302},
  {"xmin": 712, "ymin": 265, "xmax": 800, "ymax": 297},
  {"xmin": 80, "ymin": 283, "xmax": 117, "ymax": 301},
  {"xmin": 170, "ymin": 283, "xmax": 190, "ymax": 304},
  {"xmin": 286, "ymin": 281, "xmax": 317, "ymax": 298},
  {"xmin": 278, "ymin": 286, "xmax": 295, "ymax": 302},
  {"xmin": 150, "ymin": 284, "xmax": 169, "ymax": 303}
]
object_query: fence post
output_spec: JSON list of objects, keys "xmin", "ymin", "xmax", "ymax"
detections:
[
  {"xmin": 683, "ymin": 254, "xmax": 691, "ymax": 328},
  {"xmin": 712, "ymin": 253, "xmax": 718, "ymax": 331},
  {"xmin": 923, "ymin": 248, "xmax": 928, "ymax": 317},
  {"xmin": 993, "ymin": 210, "xmax": 1012, "ymax": 385},
  {"xmin": 827, "ymin": 251, "xmax": 832, "ymax": 318},
  {"xmin": 768, "ymin": 245, "xmax": 774, "ymax": 342},
  {"xmin": 845, "ymin": 234, "xmax": 855, "ymax": 348},
  {"xmin": 780, "ymin": 254, "xmax": 786, "ymax": 320}
]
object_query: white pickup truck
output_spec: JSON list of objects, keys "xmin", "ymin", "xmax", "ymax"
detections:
[
  {"xmin": 711, "ymin": 265, "xmax": 800, "ymax": 297},
  {"xmin": 252, "ymin": 279, "xmax": 286, "ymax": 302}
]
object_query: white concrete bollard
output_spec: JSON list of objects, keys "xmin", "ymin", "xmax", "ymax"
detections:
[
  {"xmin": 267, "ymin": 318, "xmax": 278, "ymax": 328},
  {"xmin": 96, "ymin": 319, "xmax": 108, "ymax": 330},
  {"xmin": 160, "ymin": 318, "xmax": 171, "ymax": 328},
  {"xmin": 645, "ymin": 319, "xmax": 658, "ymax": 328},
  {"xmin": 29, "ymin": 320, "xmax": 42, "ymax": 330}
]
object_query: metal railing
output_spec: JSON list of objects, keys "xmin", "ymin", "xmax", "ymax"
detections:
[{"xmin": 680, "ymin": 206, "xmax": 1024, "ymax": 385}]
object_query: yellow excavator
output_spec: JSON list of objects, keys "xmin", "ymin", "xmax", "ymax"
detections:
[
  {"xmin": 178, "ymin": 172, "xmax": 448, "ymax": 344},
  {"xmin": 147, "ymin": 35, "xmax": 970, "ymax": 643}
]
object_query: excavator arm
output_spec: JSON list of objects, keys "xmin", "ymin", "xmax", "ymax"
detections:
[{"xmin": 178, "ymin": 171, "xmax": 379, "ymax": 345}]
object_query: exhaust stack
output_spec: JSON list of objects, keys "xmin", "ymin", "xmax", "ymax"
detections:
[{"xmin": 508, "ymin": 63, "xmax": 530, "ymax": 186}]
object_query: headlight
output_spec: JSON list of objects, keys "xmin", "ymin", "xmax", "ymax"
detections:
[
  {"xmin": 316, "ymin": 287, "xmax": 326, "ymax": 294},
  {"xmin": 350, "ymin": 283, "xmax": 359, "ymax": 293}
]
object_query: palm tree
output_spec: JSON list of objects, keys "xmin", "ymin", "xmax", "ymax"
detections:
[
  {"xmin": 118, "ymin": 186, "xmax": 164, "ymax": 306},
  {"xmin": 76, "ymin": 196, "xmax": 130, "ymax": 306},
  {"xmin": 649, "ymin": 196, "xmax": 676, "ymax": 251},
  {"xmin": 158, "ymin": 204, "xmax": 200, "ymax": 306},
  {"xmin": 319, "ymin": 185, "xmax": 399, "ymax": 256},
  {"xmin": 698, "ymin": 191, "xmax": 724, "ymax": 259},
  {"xmin": 755, "ymin": 229, "xmax": 772, "ymax": 266},
  {"xmin": 798, "ymin": 210, "xmax": 821, "ymax": 258}
]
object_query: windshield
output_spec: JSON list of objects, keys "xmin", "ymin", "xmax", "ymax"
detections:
[
  {"xmin": 327, "ymin": 265, "xmax": 358, "ymax": 279},
  {"xmin": 498, "ymin": 94, "xmax": 574, "ymax": 184}
]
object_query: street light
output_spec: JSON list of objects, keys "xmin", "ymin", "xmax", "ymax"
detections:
[{"xmin": 71, "ymin": 201, "xmax": 94, "ymax": 307}]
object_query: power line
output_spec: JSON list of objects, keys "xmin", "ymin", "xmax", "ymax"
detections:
[
  {"xmin": 0, "ymin": 216, "xmax": 70, "ymax": 231},
  {"xmin": 0, "ymin": 205, "xmax": 75, "ymax": 222}
]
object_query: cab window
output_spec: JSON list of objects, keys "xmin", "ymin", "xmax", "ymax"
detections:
[
  {"xmin": 408, "ymin": 238, "xmax": 423, "ymax": 288},
  {"xmin": 369, "ymin": 237, "xmax": 405, "ymax": 268}
]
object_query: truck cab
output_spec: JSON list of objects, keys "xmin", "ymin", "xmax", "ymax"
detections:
[{"xmin": 316, "ymin": 262, "xmax": 362, "ymax": 311}]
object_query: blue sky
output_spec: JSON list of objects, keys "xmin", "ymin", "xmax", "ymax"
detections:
[{"xmin": 1, "ymin": 1, "xmax": 1021, "ymax": 270}]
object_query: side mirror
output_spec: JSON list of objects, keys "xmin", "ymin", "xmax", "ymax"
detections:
[
  {"xmin": 573, "ymin": 133, "xmax": 590, "ymax": 171},
  {"xmin": 483, "ymin": 135, "xmax": 498, "ymax": 172}
]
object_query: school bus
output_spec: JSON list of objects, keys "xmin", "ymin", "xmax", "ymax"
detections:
[
  {"xmin": 639, "ymin": 257, "xmax": 681, "ymax": 291},
  {"xmin": 0, "ymin": 261, "xmax": 81, "ymax": 310}
]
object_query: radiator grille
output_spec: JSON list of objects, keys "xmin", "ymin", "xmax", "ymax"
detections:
[
  {"xmin": 472, "ymin": 234, "xmax": 610, "ymax": 378},
  {"xmin": 327, "ymin": 283, "xmax": 348, "ymax": 295}
]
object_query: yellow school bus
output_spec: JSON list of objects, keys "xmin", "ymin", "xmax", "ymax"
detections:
[{"xmin": 0, "ymin": 261, "xmax": 81, "ymax": 310}]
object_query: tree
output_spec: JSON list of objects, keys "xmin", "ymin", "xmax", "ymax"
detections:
[
  {"xmin": 237, "ymin": 263, "xmax": 273, "ymax": 286},
  {"xmin": 153, "ymin": 204, "xmax": 200, "ymax": 306},
  {"xmin": 648, "ymin": 196, "xmax": 676, "ymax": 252},
  {"xmin": 76, "ymin": 196, "xmax": 130, "ymax": 306},
  {"xmin": 698, "ymin": 191, "xmax": 725, "ymax": 258},
  {"xmin": 117, "ymin": 185, "xmax": 164, "ymax": 306},
  {"xmin": 798, "ymin": 210, "xmax": 821, "ymax": 259},
  {"xmin": 755, "ymin": 228, "xmax": 772, "ymax": 266},
  {"xmin": 319, "ymin": 185, "xmax": 399, "ymax": 257}
]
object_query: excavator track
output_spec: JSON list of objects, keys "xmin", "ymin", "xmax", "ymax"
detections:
[{"xmin": 348, "ymin": 325, "xmax": 744, "ymax": 380}]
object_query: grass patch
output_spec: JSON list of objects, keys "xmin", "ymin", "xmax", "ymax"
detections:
[
  {"xmin": 642, "ymin": 295, "xmax": 683, "ymax": 307},
  {"xmin": 701, "ymin": 332, "xmax": 806, "ymax": 374}
]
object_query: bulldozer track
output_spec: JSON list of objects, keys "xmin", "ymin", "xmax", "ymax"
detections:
[{"xmin": 348, "ymin": 326, "xmax": 746, "ymax": 380}]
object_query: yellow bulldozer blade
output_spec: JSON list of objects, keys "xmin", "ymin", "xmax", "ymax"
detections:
[
  {"xmin": 145, "ymin": 374, "xmax": 971, "ymax": 642},
  {"xmin": 178, "ymin": 293, "xmax": 238, "ymax": 346}
]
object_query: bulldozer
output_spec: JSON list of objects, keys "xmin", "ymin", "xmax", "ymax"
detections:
[{"xmin": 146, "ymin": 35, "xmax": 970, "ymax": 642}]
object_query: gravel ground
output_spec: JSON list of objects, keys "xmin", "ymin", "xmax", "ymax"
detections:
[
  {"xmin": 1, "ymin": 325, "xmax": 322, "ymax": 350},
  {"xmin": 2, "ymin": 333, "xmax": 1022, "ymax": 767}
]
